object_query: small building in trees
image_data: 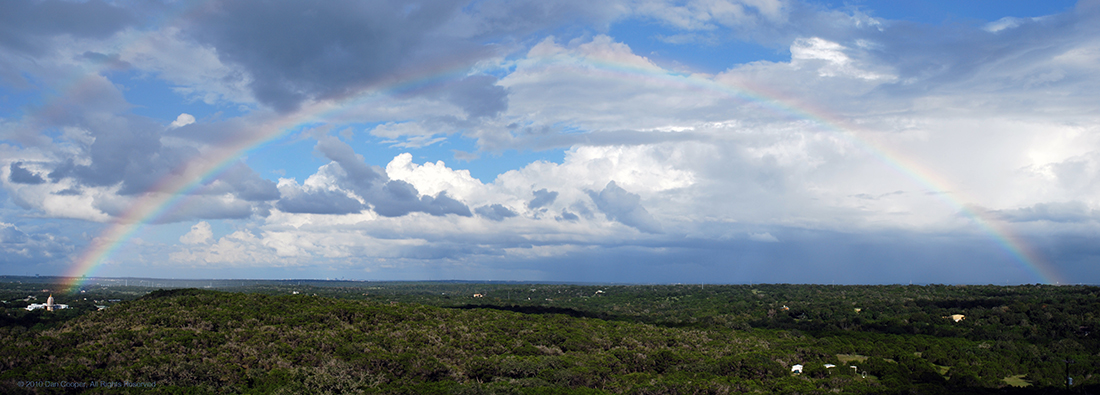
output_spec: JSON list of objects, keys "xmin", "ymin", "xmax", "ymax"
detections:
[{"xmin": 25, "ymin": 295, "xmax": 68, "ymax": 311}]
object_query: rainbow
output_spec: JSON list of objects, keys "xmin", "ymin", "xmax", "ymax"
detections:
[
  {"xmin": 527, "ymin": 53, "xmax": 1062, "ymax": 285},
  {"xmin": 61, "ymin": 38, "xmax": 1062, "ymax": 292}
]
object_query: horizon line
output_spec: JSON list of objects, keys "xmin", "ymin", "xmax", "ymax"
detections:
[{"xmin": 3, "ymin": 275, "xmax": 1093, "ymax": 287}]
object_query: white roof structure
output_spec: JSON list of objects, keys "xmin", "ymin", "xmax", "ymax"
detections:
[
  {"xmin": 25, "ymin": 294, "xmax": 68, "ymax": 311},
  {"xmin": 25, "ymin": 302, "xmax": 68, "ymax": 311}
]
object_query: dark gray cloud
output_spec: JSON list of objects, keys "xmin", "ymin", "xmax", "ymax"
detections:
[
  {"xmin": 89, "ymin": 194, "xmax": 259, "ymax": 224},
  {"xmin": 47, "ymin": 115, "xmax": 201, "ymax": 196},
  {"xmin": 588, "ymin": 181, "xmax": 661, "ymax": 233},
  {"xmin": 179, "ymin": 0, "xmax": 628, "ymax": 113},
  {"xmin": 17, "ymin": 77, "xmax": 279, "ymax": 222},
  {"xmin": 276, "ymin": 188, "xmax": 363, "ymax": 215},
  {"xmin": 0, "ymin": 224, "xmax": 28, "ymax": 244},
  {"xmin": 443, "ymin": 75, "xmax": 509, "ymax": 118},
  {"xmin": 555, "ymin": 209, "xmax": 579, "ymax": 222},
  {"xmin": 991, "ymin": 201, "xmax": 1097, "ymax": 223},
  {"xmin": 0, "ymin": 223, "xmax": 74, "ymax": 265},
  {"xmin": 314, "ymin": 136, "xmax": 384, "ymax": 186},
  {"xmin": 184, "ymin": 0, "xmax": 469, "ymax": 113},
  {"xmin": 22, "ymin": 75, "xmax": 205, "ymax": 197},
  {"xmin": 457, "ymin": 0, "xmax": 626, "ymax": 38},
  {"xmin": 154, "ymin": 200, "xmax": 260, "ymax": 224},
  {"xmin": 0, "ymin": 0, "xmax": 134, "ymax": 55},
  {"xmin": 501, "ymin": 226, "xmax": 1054, "ymax": 285},
  {"xmin": 304, "ymin": 136, "xmax": 473, "ymax": 217},
  {"xmin": 373, "ymin": 181, "xmax": 472, "ymax": 217},
  {"xmin": 527, "ymin": 188, "xmax": 558, "ymax": 210},
  {"xmin": 216, "ymin": 162, "xmax": 280, "ymax": 202},
  {"xmin": 475, "ymin": 204, "xmax": 517, "ymax": 221},
  {"xmin": 9, "ymin": 162, "xmax": 45, "ymax": 184}
]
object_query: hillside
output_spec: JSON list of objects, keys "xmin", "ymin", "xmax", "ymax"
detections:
[{"xmin": 1, "ymin": 285, "xmax": 1097, "ymax": 394}]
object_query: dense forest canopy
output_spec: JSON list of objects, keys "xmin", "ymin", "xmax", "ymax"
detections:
[{"xmin": 1, "ymin": 278, "xmax": 1096, "ymax": 394}]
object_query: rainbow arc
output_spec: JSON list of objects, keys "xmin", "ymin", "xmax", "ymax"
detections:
[{"xmin": 62, "ymin": 43, "xmax": 1061, "ymax": 292}]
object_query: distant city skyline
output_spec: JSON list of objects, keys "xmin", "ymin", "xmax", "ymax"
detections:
[{"xmin": 1, "ymin": 0, "xmax": 1096, "ymax": 285}]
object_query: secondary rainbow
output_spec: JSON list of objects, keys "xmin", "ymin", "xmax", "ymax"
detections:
[{"xmin": 63, "ymin": 46, "xmax": 1063, "ymax": 292}]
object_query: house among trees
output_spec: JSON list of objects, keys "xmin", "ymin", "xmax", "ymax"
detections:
[
  {"xmin": 944, "ymin": 314, "xmax": 965, "ymax": 322},
  {"xmin": 25, "ymin": 294, "xmax": 68, "ymax": 311},
  {"xmin": 791, "ymin": 364, "xmax": 803, "ymax": 374}
]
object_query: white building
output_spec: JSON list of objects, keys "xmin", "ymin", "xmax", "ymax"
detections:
[
  {"xmin": 791, "ymin": 364, "xmax": 803, "ymax": 374},
  {"xmin": 25, "ymin": 295, "xmax": 68, "ymax": 311}
]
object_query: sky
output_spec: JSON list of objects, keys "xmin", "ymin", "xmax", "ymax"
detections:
[{"xmin": 1, "ymin": 0, "xmax": 1097, "ymax": 285}]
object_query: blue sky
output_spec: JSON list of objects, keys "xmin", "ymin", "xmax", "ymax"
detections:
[{"xmin": 1, "ymin": 0, "xmax": 1098, "ymax": 284}]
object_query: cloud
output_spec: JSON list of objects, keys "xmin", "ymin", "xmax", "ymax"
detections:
[
  {"xmin": 171, "ymin": 229, "xmax": 287, "ymax": 265},
  {"xmin": 285, "ymin": 136, "xmax": 473, "ymax": 218},
  {"xmin": 213, "ymin": 162, "xmax": 281, "ymax": 202},
  {"xmin": 633, "ymin": 0, "xmax": 789, "ymax": 32},
  {"xmin": 314, "ymin": 135, "xmax": 385, "ymax": 187},
  {"xmin": 180, "ymin": 221, "xmax": 214, "ymax": 245},
  {"xmin": 0, "ymin": 223, "xmax": 28, "ymax": 244},
  {"xmin": 790, "ymin": 37, "xmax": 894, "ymax": 80},
  {"xmin": 588, "ymin": 181, "xmax": 662, "ymax": 233},
  {"xmin": 4, "ymin": 0, "xmax": 1100, "ymax": 284},
  {"xmin": 0, "ymin": 222, "xmax": 73, "ymax": 265},
  {"xmin": 374, "ymin": 181, "xmax": 473, "ymax": 217},
  {"xmin": 182, "ymin": 0, "xmax": 472, "ymax": 112},
  {"xmin": 168, "ymin": 0, "xmax": 633, "ymax": 113},
  {"xmin": 275, "ymin": 182, "xmax": 363, "ymax": 215},
  {"xmin": 528, "ymin": 188, "xmax": 559, "ymax": 210},
  {"xmin": 556, "ymin": 209, "xmax": 580, "ymax": 222},
  {"xmin": 106, "ymin": 194, "xmax": 259, "ymax": 224},
  {"xmin": 26, "ymin": 79, "xmax": 203, "ymax": 196},
  {"xmin": 748, "ymin": 232, "xmax": 779, "ymax": 242},
  {"xmin": 453, "ymin": 150, "xmax": 480, "ymax": 161},
  {"xmin": 475, "ymin": 204, "xmax": 518, "ymax": 221},
  {"xmin": 79, "ymin": 51, "xmax": 131, "ymax": 70},
  {"xmin": 385, "ymin": 152, "xmax": 485, "ymax": 199},
  {"xmin": 9, "ymin": 162, "xmax": 45, "ymax": 184},
  {"xmin": 169, "ymin": 113, "xmax": 196, "ymax": 129},
  {"xmin": 0, "ymin": 0, "xmax": 134, "ymax": 55},
  {"xmin": 442, "ymin": 74, "xmax": 509, "ymax": 119},
  {"xmin": 991, "ymin": 201, "xmax": 1096, "ymax": 223}
]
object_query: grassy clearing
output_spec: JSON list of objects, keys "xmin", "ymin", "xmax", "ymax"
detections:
[
  {"xmin": 1003, "ymin": 374, "xmax": 1031, "ymax": 387},
  {"xmin": 933, "ymin": 364, "xmax": 950, "ymax": 376},
  {"xmin": 837, "ymin": 354, "xmax": 868, "ymax": 364}
]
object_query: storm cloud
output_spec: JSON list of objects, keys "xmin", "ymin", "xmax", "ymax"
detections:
[
  {"xmin": 588, "ymin": 181, "xmax": 662, "ymax": 234},
  {"xmin": 9, "ymin": 163, "xmax": 45, "ymax": 184}
]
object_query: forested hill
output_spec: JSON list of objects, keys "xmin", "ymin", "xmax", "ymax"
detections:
[{"xmin": 1, "ymin": 285, "xmax": 1097, "ymax": 394}]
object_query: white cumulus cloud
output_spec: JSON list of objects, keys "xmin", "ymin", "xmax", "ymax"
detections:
[{"xmin": 180, "ymin": 221, "xmax": 213, "ymax": 244}]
